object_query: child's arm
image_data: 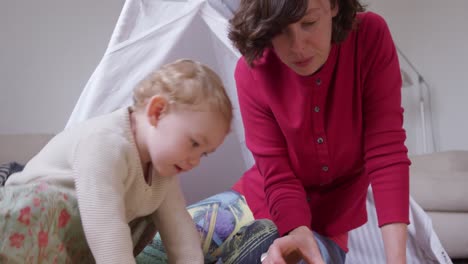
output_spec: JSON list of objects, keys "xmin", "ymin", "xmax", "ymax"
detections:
[
  {"xmin": 152, "ymin": 175, "xmax": 204, "ymax": 264},
  {"xmin": 73, "ymin": 133, "xmax": 136, "ymax": 264}
]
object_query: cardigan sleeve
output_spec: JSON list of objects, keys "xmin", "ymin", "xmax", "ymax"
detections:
[
  {"xmin": 360, "ymin": 13, "xmax": 411, "ymax": 226},
  {"xmin": 73, "ymin": 132, "xmax": 136, "ymax": 264},
  {"xmin": 235, "ymin": 58, "xmax": 312, "ymax": 236},
  {"xmin": 151, "ymin": 175, "xmax": 203, "ymax": 264}
]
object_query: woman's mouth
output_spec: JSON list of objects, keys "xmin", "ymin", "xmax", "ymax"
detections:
[{"xmin": 293, "ymin": 57, "xmax": 313, "ymax": 68}]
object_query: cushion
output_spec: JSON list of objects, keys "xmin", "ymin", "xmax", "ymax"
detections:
[
  {"xmin": 0, "ymin": 182, "xmax": 94, "ymax": 263},
  {"xmin": 428, "ymin": 211, "xmax": 468, "ymax": 258},
  {"xmin": 136, "ymin": 190, "xmax": 258, "ymax": 264},
  {"xmin": 410, "ymin": 150, "xmax": 468, "ymax": 212}
]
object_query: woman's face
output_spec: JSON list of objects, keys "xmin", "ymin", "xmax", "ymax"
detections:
[{"xmin": 271, "ymin": 0, "xmax": 338, "ymax": 76}]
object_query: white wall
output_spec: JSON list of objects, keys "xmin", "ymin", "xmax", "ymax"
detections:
[
  {"xmin": 0, "ymin": 0, "xmax": 124, "ymax": 134},
  {"xmin": 367, "ymin": 0, "xmax": 468, "ymax": 151}
]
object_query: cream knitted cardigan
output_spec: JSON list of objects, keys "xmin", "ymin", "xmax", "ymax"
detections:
[{"xmin": 6, "ymin": 108, "xmax": 203, "ymax": 264}]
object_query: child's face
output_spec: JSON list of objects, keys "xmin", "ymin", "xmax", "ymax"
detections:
[{"xmin": 145, "ymin": 107, "xmax": 228, "ymax": 177}]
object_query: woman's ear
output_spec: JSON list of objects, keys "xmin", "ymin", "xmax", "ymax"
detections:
[
  {"xmin": 331, "ymin": 0, "xmax": 339, "ymax": 17},
  {"xmin": 145, "ymin": 95, "xmax": 168, "ymax": 126}
]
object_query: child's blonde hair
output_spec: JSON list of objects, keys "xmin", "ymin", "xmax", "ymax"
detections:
[{"xmin": 133, "ymin": 59, "xmax": 233, "ymax": 129}]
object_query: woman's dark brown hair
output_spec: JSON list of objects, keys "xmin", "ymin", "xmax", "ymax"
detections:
[{"xmin": 228, "ymin": 0, "xmax": 366, "ymax": 65}]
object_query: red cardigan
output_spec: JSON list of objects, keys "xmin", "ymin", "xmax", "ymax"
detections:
[{"xmin": 232, "ymin": 12, "xmax": 410, "ymax": 250}]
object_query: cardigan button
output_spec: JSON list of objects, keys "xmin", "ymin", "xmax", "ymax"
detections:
[
  {"xmin": 322, "ymin": 166, "xmax": 329, "ymax": 172},
  {"xmin": 314, "ymin": 106, "xmax": 320, "ymax": 113},
  {"xmin": 317, "ymin": 137, "xmax": 324, "ymax": 144},
  {"xmin": 316, "ymin": 78, "xmax": 322, "ymax": 85}
]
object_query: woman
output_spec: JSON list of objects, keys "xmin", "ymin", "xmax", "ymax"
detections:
[
  {"xmin": 228, "ymin": 0, "xmax": 410, "ymax": 263},
  {"xmin": 141, "ymin": 0, "xmax": 410, "ymax": 263}
]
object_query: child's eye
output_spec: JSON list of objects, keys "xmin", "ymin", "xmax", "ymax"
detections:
[
  {"xmin": 202, "ymin": 152, "xmax": 208, "ymax": 157},
  {"xmin": 191, "ymin": 139, "xmax": 200, "ymax": 148}
]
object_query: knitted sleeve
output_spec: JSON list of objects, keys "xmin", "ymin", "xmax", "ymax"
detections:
[
  {"xmin": 73, "ymin": 131, "xmax": 136, "ymax": 264},
  {"xmin": 360, "ymin": 12, "xmax": 411, "ymax": 226},
  {"xmin": 151, "ymin": 175, "xmax": 203, "ymax": 264}
]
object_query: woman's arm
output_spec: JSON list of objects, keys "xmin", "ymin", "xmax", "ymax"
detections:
[
  {"xmin": 361, "ymin": 13, "xmax": 411, "ymax": 222},
  {"xmin": 360, "ymin": 13, "xmax": 411, "ymax": 263},
  {"xmin": 381, "ymin": 223, "xmax": 408, "ymax": 264}
]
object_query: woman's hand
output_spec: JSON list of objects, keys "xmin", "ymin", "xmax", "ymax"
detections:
[{"xmin": 261, "ymin": 226, "xmax": 325, "ymax": 264}]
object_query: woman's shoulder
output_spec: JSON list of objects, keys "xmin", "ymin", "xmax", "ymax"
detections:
[
  {"xmin": 349, "ymin": 11, "xmax": 395, "ymax": 61},
  {"xmin": 234, "ymin": 51, "xmax": 287, "ymax": 103},
  {"xmin": 357, "ymin": 11, "xmax": 386, "ymax": 22},
  {"xmin": 355, "ymin": 11, "xmax": 391, "ymax": 37},
  {"xmin": 236, "ymin": 50, "xmax": 284, "ymax": 80}
]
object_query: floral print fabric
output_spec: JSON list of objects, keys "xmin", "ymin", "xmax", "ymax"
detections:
[{"xmin": 0, "ymin": 182, "xmax": 94, "ymax": 263}]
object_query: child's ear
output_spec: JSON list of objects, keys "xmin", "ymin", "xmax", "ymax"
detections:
[{"xmin": 146, "ymin": 95, "xmax": 168, "ymax": 126}]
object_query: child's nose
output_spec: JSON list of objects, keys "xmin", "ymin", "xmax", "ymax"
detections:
[{"xmin": 188, "ymin": 155, "xmax": 200, "ymax": 168}]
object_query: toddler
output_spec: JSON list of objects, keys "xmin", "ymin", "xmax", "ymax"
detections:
[{"xmin": 2, "ymin": 59, "xmax": 233, "ymax": 263}]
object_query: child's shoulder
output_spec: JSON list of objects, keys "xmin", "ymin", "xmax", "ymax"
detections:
[
  {"xmin": 53, "ymin": 108, "xmax": 133, "ymax": 153},
  {"xmin": 65, "ymin": 108, "xmax": 130, "ymax": 135}
]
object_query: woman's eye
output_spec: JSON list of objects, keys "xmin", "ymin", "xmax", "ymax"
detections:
[
  {"xmin": 303, "ymin": 21, "xmax": 316, "ymax": 27},
  {"xmin": 277, "ymin": 26, "xmax": 289, "ymax": 36},
  {"xmin": 202, "ymin": 152, "xmax": 208, "ymax": 157}
]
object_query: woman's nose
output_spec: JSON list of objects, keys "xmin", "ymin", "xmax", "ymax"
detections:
[{"xmin": 289, "ymin": 28, "xmax": 305, "ymax": 53}]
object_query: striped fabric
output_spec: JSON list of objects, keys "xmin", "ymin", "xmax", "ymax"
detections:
[
  {"xmin": 0, "ymin": 163, "xmax": 8, "ymax": 186},
  {"xmin": 347, "ymin": 188, "xmax": 452, "ymax": 264},
  {"xmin": 0, "ymin": 162, "xmax": 24, "ymax": 186}
]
